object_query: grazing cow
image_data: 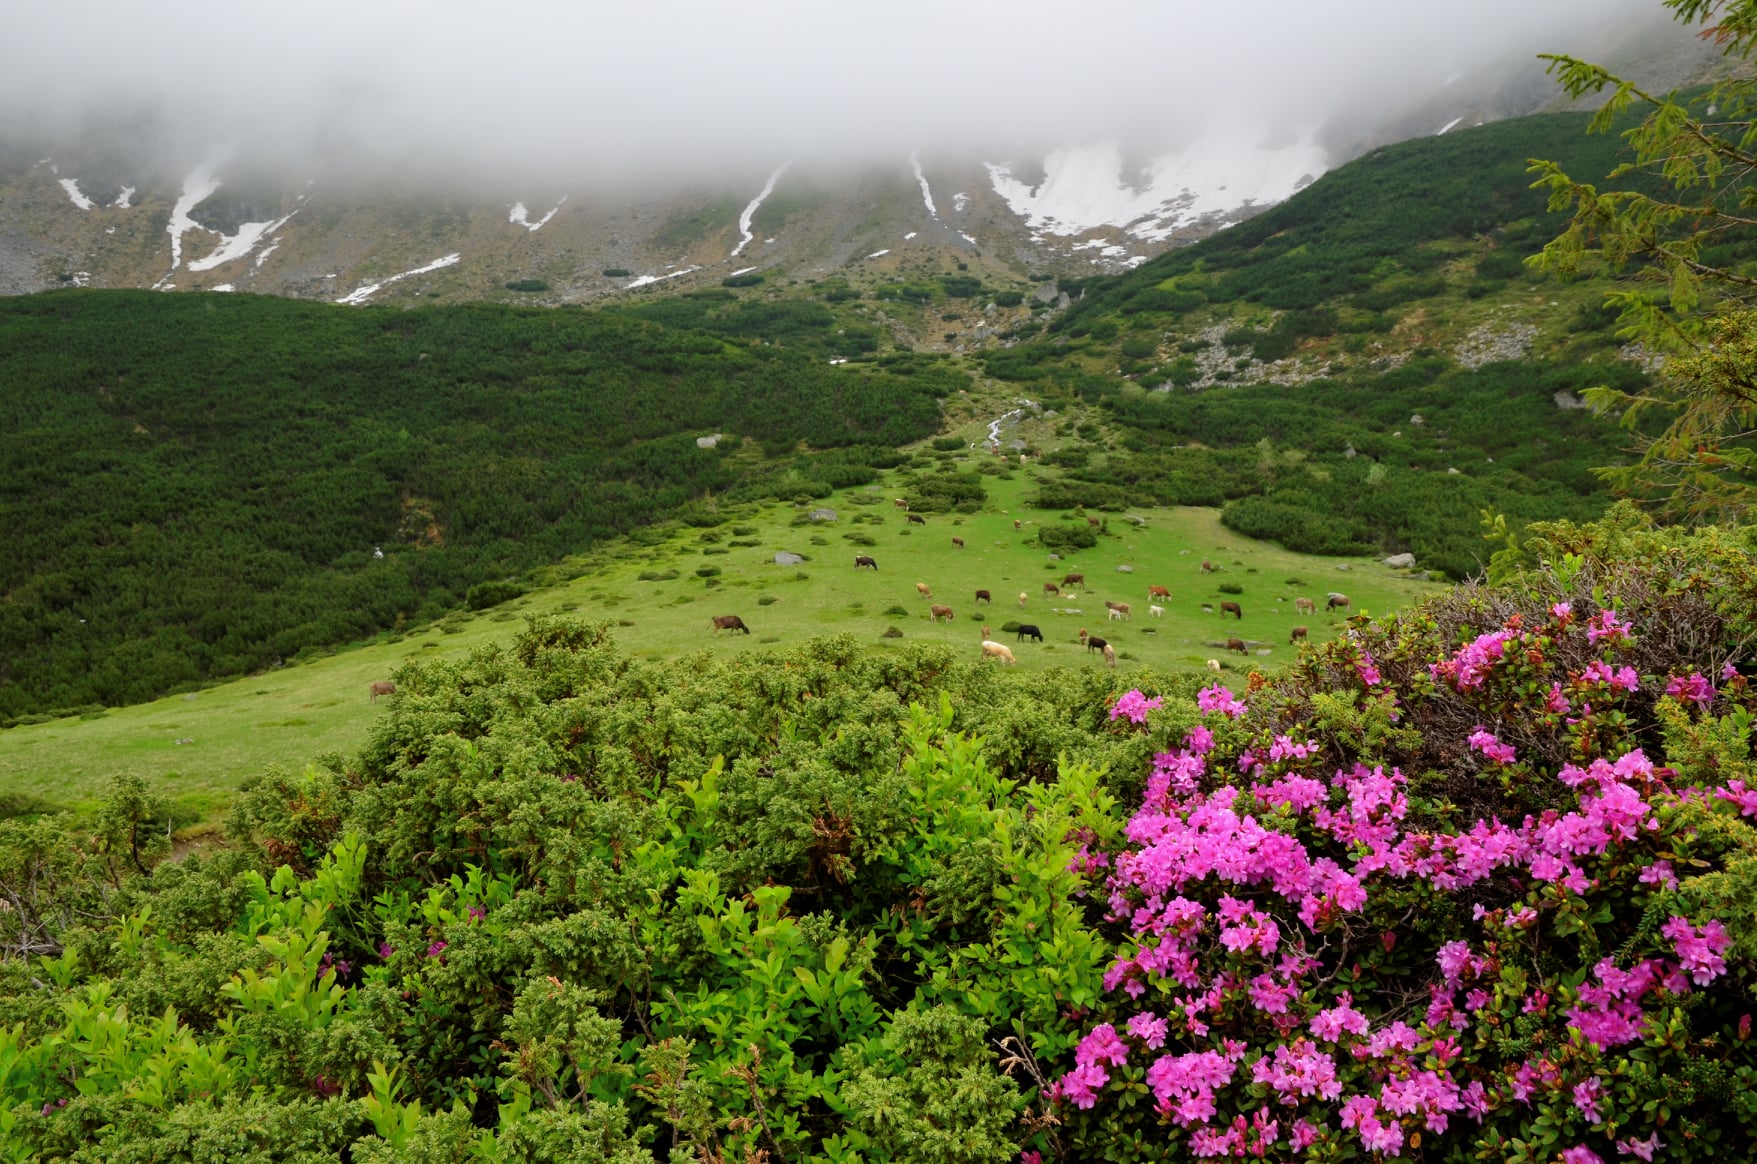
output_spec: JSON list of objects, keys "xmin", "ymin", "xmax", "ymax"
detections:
[
  {"xmin": 1063, "ymin": 572, "xmax": 1085, "ymax": 588},
  {"xmin": 1326, "ymin": 593, "xmax": 1351, "ymax": 615},
  {"xmin": 907, "ymin": 514, "xmax": 927, "ymax": 525},
  {"xmin": 1148, "ymin": 585, "xmax": 1171, "ymax": 601},
  {"xmin": 1220, "ymin": 601, "xmax": 1243, "ymax": 619},
  {"xmin": 1013, "ymin": 519, "xmax": 1022, "ymax": 531},
  {"xmin": 975, "ymin": 589, "xmax": 991, "ymax": 604},
  {"xmin": 1086, "ymin": 516, "xmax": 1102, "ymax": 529},
  {"xmin": 854, "ymin": 555, "xmax": 878, "ymax": 570},
  {"xmin": 1226, "ymin": 637, "xmax": 1248, "ymax": 655},
  {"xmin": 980, "ymin": 640, "xmax": 1017, "ymax": 665},
  {"xmin": 1106, "ymin": 600, "xmax": 1131, "ymax": 621},
  {"xmin": 951, "ymin": 536, "xmax": 965, "ymax": 549},
  {"xmin": 929, "ymin": 604, "xmax": 954, "ymax": 623},
  {"xmin": 916, "ymin": 582, "xmax": 932, "ymax": 599},
  {"xmin": 1295, "ymin": 596, "xmax": 1316, "ymax": 614},
  {"xmin": 1290, "ymin": 625, "xmax": 1309, "ymax": 645},
  {"xmin": 1149, "ymin": 604, "xmax": 1164, "ymax": 619},
  {"xmin": 711, "ymin": 615, "xmax": 751, "ymax": 635},
  {"xmin": 981, "ymin": 624, "xmax": 991, "ymax": 640},
  {"xmin": 1206, "ymin": 659, "xmax": 1223, "ymax": 672},
  {"xmin": 1018, "ymin": 591, "xmax": 1029, "ymax": 607},
  {"xmin": 369, "ymin": 680, "xmax": 397, "ymax": 702},
  {"xmin": 1083, "ymin": 633, "xmax": 1108, "ymax": 654},
  {"xmin": 894, "ymin": 498, "xmax": 909, "ymax": 510},
  {"xmin": 1201, "ymin": 603, "xmax": 1214, "ymax": 614},
  {"xmin": 1201, "ymin": 559, "xmax": 1215, "ymax": 573},
  {"xmin": 1102, "ymin": 643, "xmax": 1116, "ymax": 670},
  {"xmin": 1044, "ymin": 581, "xmax": 1061, "ymax": 596},
  {"xmin": 1016, "ymin": 624, "xmax": 1044, "ymax": 643}
]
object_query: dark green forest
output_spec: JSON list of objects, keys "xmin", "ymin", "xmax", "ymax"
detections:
[{"xmin": 0, "ymin": 293, "xmax": 959, "ymax": 719}]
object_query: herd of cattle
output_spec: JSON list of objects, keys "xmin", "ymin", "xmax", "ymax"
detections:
[
  {"xmin": 707, "ymin": 543, "xmax": 1353, "ymax": 673},
  {"xmin": 370, "ymin": 516, "xmax": 1362, "ymax": 697}
]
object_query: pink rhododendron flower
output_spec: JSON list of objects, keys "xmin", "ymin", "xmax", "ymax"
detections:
[
  {"xmin": 1573, "ymin": 1076, "xmax": 1603, "ymax": 1122},
  {"xmin": 1714, "ymin": 779, "xmax": 1757, "ymax": 818},
  {"xmin": 1616, "ymin": 1133, "xmax": 1663, "ymax": 1160},
  {"xmin": 1076, "ymin": 1023, "xmax": 1129, "ymax": 1068},
  {"xmin": 1546, "ymin": 682, "xmax": 1572, "ymax": 714},
  {"xmin": 1586, "ymin": 607, "xmax": 1632, "ymax": 645},
  {"xmin": 1127, "ymin": 1012, "xmax": 1169, "ymax": 1049},
  {"xmin": 1562, "ymin": 1147, "xmax": 1606, "ymax": 1164},
  {"xmin": 1110, "ymin": 689, "xmax": 1163, "ymax": 724},
  {"xmin": 1638, "ymin": 860, "xmax": 1678, "ymax": 891},
  {"xmin": 1196, "ymin": 684, "xmax": 1247, "ymax": 719},
  {"xmin": 1468, "ymin": 727, "xmax": 1517, "ymax": 765},
  {"xmin": 1661, "ymin": 916, "xmax": 1730, "ymax": 985},
  {"xmin": 1551, "ymin": 601, "xmax": 1573, "ymax": 621},
  {"xmin": 1184, "ymin": 724, "xmax": 1215, "ymax": 755},
  {"xmin": 1666, "ymin": 671, "xmax": 1714, "ymax": 705},
  {"xmin": 1290, "ymin": 1120, "xmax": 1320, "ymax": 1150}
]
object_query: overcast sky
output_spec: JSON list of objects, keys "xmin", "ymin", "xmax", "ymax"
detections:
[{"xmin": 3, "ymin": 0, "xmax": 1672, "ymax": 180}]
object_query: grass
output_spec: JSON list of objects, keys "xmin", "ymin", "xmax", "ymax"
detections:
[{"xmin": 0, "ymin": 470, "xmax": 1442, "ymax": 821}]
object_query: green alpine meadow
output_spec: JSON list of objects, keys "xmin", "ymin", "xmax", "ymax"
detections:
[{"xmin": 6, "ymin": 2, "xmax": 1757, "ymax": 1160}]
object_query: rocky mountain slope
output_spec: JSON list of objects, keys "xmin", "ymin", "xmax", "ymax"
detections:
[{"xmin": 0, "ymin": 18, "xmax": 1721, "ymax": 310}]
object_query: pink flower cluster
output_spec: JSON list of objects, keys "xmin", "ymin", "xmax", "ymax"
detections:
[
  {"xmin": 1665, "ymin": 671, "xmax": 1715, "ymax": 706},
  {"xmin": 1054, "ymin": 620, "xmax": 1750, "ymax": 1158},
  {"xmin": 1110, "ymin": 689, "xmax": 1164, "ymax": 724}
]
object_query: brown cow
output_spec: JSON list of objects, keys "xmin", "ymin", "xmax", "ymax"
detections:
[
  {"xmin": 1105, "ymin": 600, "xmax": 1131, "ymax": 621},
  {"xmin": 1062, "ymin": 572, "xmax": 1085, "ymax": 588},
  {"xmin": 1201, "ymin": 559, "xmax": 1215, "ymax": 573},
  {"xmin": 1102, "ymin": 642, "xmax": 1116, "ymax": 670},
  {"xmin": 951, "ymin": 536, "xmax": 965, "ymax": 549},
  {"xmin": 929, "ymin": 604, "xmax": 954, "ymax": 623},
  {"xmin": 975, "ymin": 589, "xmax": 991, "ymax": 604},
  {"xmin": 1226, "ymin": 637, "xmax": 1248, "ymax": 655},
  {"xmin": 369, "ymin": 680, "xmax": 396, "ymax": 702},
  {"xmin": 1013, "ymin": 519, "xmax": 1022, "ymax": 531},
  {"xmin": 711, "ymin": 615, "xmax": 751, "ymax": 635},
  {"xmin": 1294, "ymin": 596, "xmax": 1316, "ymax": 615},
  {"xmin": 916, "ymin": 582, "xmax": 932, "ymax": 599},
  {"xmin": 907, "ymin": 514, "xmax": 927, "ymax": 525},
  {"xmin": 1147, "ymin": 584, "xmax": 1171, "ymax": 600},
  {"xmin": 1220, "ymin": 601, "xmax": 1243, "ymax": 619},
  {"xmin": 1080, "ymin": 630, "xmax": 1108, "ymax": 654},
  {"xmin": 981, "ymin": 624, "xmax": 991, "ymax": 640},
  {"xmin": 854, "ymin": 555, "xmax": 878, "ymax": 570},
  {"xmin": 1290, "ymin": 625, "xmax": 1309, "ymax": 645},
  {"xmin": 894, "ymin": 498, "xmax": 909, "ymax": 509},
  {"xmin": 1086, "ymin": 516, "xmax": 1102, "ymax": 529},
  {"xmin": 1043, "ymin": 581, "xmax": 1061, "ymax": 596},
  {"xmin": 1327, "ymin": 593, "xmax": 1351, "ymax": 616}
]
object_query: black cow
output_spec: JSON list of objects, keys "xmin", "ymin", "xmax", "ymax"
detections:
[
  {"xmin": 1015, "ymin": 624, "xmax": 1044, "ymax": 643},
  {"xmin": 854, "ymin": 555, "xmax": 878, "ymax": 570}
]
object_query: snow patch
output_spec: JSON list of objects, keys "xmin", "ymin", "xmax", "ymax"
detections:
[
  {"xmin": 909, "ymin": 150, "xmax": 940, "ymax": 220},
  {"xmin": 335, "ymin": 253, "xmax": 461, "ymax": 305},
  {"xmin": 960, "ymin": 232, "xmax": 977, "ymax": 246},
  {"xmin": 58, "ymin": 179, "xmax": 94, "ymax": 210},
  {"xmin": 509, "ymin": 197, "xmax": 566, "ymax": 232},
  {"xmin": 904, "ymin": 231, "xmax": 917, "ymax": 240},
  {"xmin": 113, "ymin": 186, "xmax": 135, "ymax": 209},
  {"xmin": 1436, "ymin": 116, "xmax": 1463, "ymax": 135},
  {"xmin": 733, "ymin": 162, "xmax": 791, "ymax": 257},
  {"xmin": 986, "ymin": 131, "xmax": 1327, "ymax": 242},
  {"xmin": 952, "ymin": 192, "xmax": 969, "ymax": 212},
  {"xmin": 212, "ymin": 283, "xmax": 235, "ymax": 292},
  {"xmin": 189, "ymin": 210, "xmax": 298, "ymax": 272},
  {"xmin": 728, "ymin": 266, "xmax": 758, "ymax": 276},
  {"xmin": 867, "ymin": 249, "xmax": 890, "ymax": 258},
  {"xmin": 160, "ymin": 166, "xmax": 223, "ymax": 280},
  {"xmin": 253, "ymin": 240, "xmax": 281, "ymax": 269},
  {"xmin": 624, "ymin": 265, "xmax": 701, "ymax": 289}
]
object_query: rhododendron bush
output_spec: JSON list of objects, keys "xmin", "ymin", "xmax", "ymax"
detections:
[{"xmin": 1050, "ymin": 541, "xmax": 1757, "ymax": 1162}]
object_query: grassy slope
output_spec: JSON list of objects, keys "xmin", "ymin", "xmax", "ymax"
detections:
[{"xmin": 0, "ymin": 469, "xmax": 1441, "ymax": 819}]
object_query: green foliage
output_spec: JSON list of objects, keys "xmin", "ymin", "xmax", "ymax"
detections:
[
  {"xmin": 465, "ymin": 580, "xmax": 525, "ymax": 610},
  {"xmin": 503, "ymin": 279, "xmax": 549, "ymax": 293},
  {"xmin": 992, "ymin": 291, "xmax": 1025, "ymax": 308},
  {"xmin": 720, "ymin": 273, "xmax": 764, "ymax": 288},
  {"xmin": 0, "ymin": 293, "xmax": 957, "ymax": 717},
  {"xmin": 601, "ymin": 268, "xmax": 631, "ymax": 278},
  {"xmin": 1037, "ymin": 524, "xmax": 1097, "ymax": 551}
]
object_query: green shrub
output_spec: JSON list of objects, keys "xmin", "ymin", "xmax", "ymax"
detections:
[
  {"xmin": 638, "ymin": 569, "xmax": 681, "ymax": 582},
  {"xmin": 601, "ymin": 267, "xmax": 631, "ymax": 277},
  {"xmin": 1217, "ymin": 580, "xmax": 1243, "ymax": 594},
  {"xmin": 466, "ymin": 579, "xmax": 525, "ymax": 610},
  {"xmin": 931, "ymin": 436, "xmax": 965, "ymax": 451},
  {"xmin": 504, "ymin": 278, "xmax": 549, "ymax": 292},
  {"xmin": 757, "ymin": 595, "xmax": 779, "ymax": 605},
  {"xmin": 993, "ymin": 290, "xmax": 1026, "ymax": 307},
  {"xmin": 695, "ymin": 565, "xmax": 722, "ymax": 578},
  {"xmin": 721, "ymin": 273, "xmax": 764, "ymax": 288}
]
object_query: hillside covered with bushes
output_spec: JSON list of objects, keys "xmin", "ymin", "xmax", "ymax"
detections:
[
  {"xmin": 973, "ymin": 106, "xmax": 1707, "ymax": 576},
  {"xmin": 3, "ymin": 512, "xmax": 1756, "ymax": 1161},
  {"xmin": 0, "ymin": 292, "xmax": 961, "ymax": 719}
]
